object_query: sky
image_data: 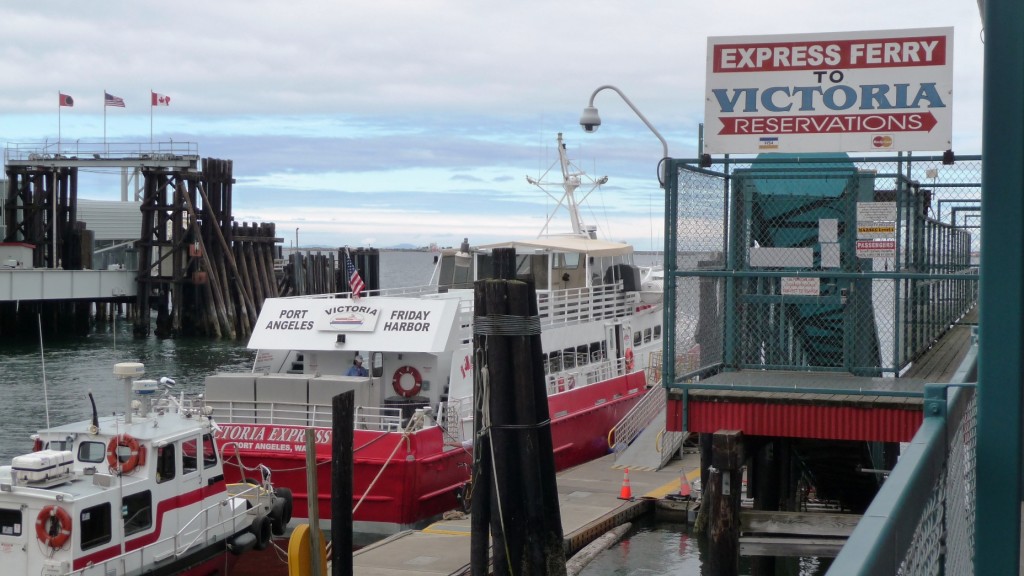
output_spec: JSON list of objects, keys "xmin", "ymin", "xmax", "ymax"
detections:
[{"xmin": 0, "ymin": 1, "xmax": 985, "ymax": 251}]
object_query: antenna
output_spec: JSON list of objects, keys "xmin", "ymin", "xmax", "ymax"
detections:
[{"xmin": 38, "ymin": 314, "xmax": 51, "ymax": 429}]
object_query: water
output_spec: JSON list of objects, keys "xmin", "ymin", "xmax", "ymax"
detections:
[
  {"xmin": 0, "ymin": 251, "xmax": 439, "ymax": 462},
  {"xmin": 581, "ymin": 516, "xmax": 831, "ymax": 575}
]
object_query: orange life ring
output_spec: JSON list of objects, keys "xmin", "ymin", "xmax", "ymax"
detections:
[
  {"xmin": 625, "ymin": 348, "xmax": 635, "ymax": 371},
  {"xmin": 36, "ymin": 506, "xmax": 72, "ymax": 549},
  {"xmin": 106, "ymin": 434, "xmax": 145, "ymax": 474},
  {"xmin": 392, "ymin": 366, "xmax": 423, "ymax": 398}
]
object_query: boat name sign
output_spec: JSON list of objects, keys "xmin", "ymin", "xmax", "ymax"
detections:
[
  {"xmin": 217, "ymin": 424, "xmax": 332, "ymax": 452},
  {"xmin": 249, "ymin": 297, "xmax": 459, "ymax": 352}
]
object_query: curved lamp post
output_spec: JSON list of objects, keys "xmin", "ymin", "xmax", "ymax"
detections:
[{"xmin": 580, "ymin": 84, "xmax": 669, "ymax": 187}]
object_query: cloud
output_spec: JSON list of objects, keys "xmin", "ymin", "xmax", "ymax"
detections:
[{"xmin": 0, "ymin": 1, "xmax": 985, "ymax": 251}]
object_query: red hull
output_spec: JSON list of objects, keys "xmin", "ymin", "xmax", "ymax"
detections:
[{"xmin": 218, "ymin": 372, "xmax": 646, "ymax": 530}]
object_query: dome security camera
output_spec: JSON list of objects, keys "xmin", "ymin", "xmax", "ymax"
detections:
[{"xmin": 579, "ymin": 106, "xmax": 601, "ymax": 133}]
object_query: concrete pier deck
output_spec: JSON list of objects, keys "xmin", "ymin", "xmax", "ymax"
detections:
[{"xmin": 350, "ymin": 449, "xmax": 701, "ymax": 575}]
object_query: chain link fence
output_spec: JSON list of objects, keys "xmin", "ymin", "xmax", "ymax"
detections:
[{"xmin": 666, "ymin": 154, "xmax": 980, "ymax": 380}]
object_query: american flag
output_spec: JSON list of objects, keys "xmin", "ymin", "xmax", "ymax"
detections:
[
  {"xmin": 345, "ymin": 249, "xmax": 365, "ymax": 299},
  {"xmin": 104, "ymin": 92, "xmax": 125, "ymax": 107}
]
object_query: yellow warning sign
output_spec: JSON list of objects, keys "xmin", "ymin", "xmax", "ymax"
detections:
[{"xmin": 857, "ymin": 224, "xmax": 896, "ymax": 239}]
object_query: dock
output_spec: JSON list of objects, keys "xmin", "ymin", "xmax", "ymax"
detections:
[{"xmin": 351, "ymin": 450, "xmax": 700, "ymax": 575}]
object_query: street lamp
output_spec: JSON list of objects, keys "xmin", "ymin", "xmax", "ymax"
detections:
[{"xmin": 580, "ymin": 85, "xmax": 669, "ymax": 187}]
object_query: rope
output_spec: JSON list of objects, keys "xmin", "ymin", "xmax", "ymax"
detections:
[
  {"xmin": 351, "ymin": 417, "xmax": 415, "ymax": 515},
  {"xmin": 475, "ymin": 337, "xmax": 514, "ymax": 574},
  {"xmin": 474, "ymin": 314, "xmax": 541, "ymax": 336}
]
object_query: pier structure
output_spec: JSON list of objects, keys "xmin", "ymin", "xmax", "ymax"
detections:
[
  {"xmin": 661, "ymin": 153, "xmax": 980, "ymax": 571},
  {"xmin": 133, "ymin": 156, "xmax": 283, "ymax": 338},
  {"xmin": 1, "ymin": 143, "xmax": 285, "ymax": 339},
  {"xmin": 1, "ymin": 143, "xmax": 199, "ymax": 337}
]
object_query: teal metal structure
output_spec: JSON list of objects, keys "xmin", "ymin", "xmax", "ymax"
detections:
[{"xmin": 977, "ymin": 0, "xmax": 1024, "ymax": 573}]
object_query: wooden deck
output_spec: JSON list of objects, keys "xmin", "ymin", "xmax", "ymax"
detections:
[{"xmin": 902, "ymin": 306, "xmax": 978, "ymax": 381}]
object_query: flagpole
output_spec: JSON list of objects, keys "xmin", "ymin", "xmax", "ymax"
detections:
[
  {"xmin": 57, "ymin": 91, "xmax": 61, "ymax": 155},
  {"xmin": 150, "ymin": 89, "xmax": 153, "ymax": 145},
  {"xmin": 103, "ymin": 90, "xmax": 107, "ymax": 152}
]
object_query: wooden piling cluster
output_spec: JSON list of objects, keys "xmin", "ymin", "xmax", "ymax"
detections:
[
  {"xmin": 470, "ymin": 247, "xmax": 567, "ymax": 576},
  {"xmin": 1, "ymin": 165, "xmax": 135, "ymax": 339},
  {"xmin": 279, "ymin": 248, "xmax": 380, "ymax": 297},
  {"xmin": 3, "ymin": 165, "xmax": 80, "ymax": 269},
  {"xmin": 281, "ymin": 251, "xmax": 337, "ymax": 296},
  {"xmin": 135, "ymin": 157, "xmax": 281, "ymax": 339}
]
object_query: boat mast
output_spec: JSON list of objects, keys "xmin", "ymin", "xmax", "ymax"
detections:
[
  {"xmin": 527, "ymin": 132, "xmax": 608, "ymax": 239},
  {"xmin": 556, "ymin": 133, "xmax": 586, "ymax": 236}
]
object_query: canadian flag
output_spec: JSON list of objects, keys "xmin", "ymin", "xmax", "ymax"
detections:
[{"xmin": 151, "ymin": 92, "xmax": 171, "ymax": 106}]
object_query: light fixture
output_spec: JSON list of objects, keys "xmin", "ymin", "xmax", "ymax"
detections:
[{"xmin": 580, "ymin": 85, "xmax": 669, "ymax": 187}]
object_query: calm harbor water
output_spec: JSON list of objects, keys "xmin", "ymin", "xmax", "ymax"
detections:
[
  {"xmin": 0, "ymin": 250, "xmax": 439, "ymax": 463},
  {"xmin": 581, "ymin": 515, "xmax": 830, "ymax": 575},
  {"xmin": 6, "ymin": 250, "xmax": 775, "ymax": 575}
]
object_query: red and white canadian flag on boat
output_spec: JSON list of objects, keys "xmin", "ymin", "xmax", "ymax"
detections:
[{"xmin": 151, "ymin": 92, "xmax": 171, "ymax": 106}]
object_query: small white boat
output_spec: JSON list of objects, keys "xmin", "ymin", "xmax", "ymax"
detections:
[{"xmin": 0, "ymin": 362, "xmax": 288, "ymax": 576}]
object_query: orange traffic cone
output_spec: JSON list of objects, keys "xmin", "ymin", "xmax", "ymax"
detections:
[
  {"xmin": 618, "ymin": 467, "xmax": 633, "ymax": 500},
  {"xmin": 679, "ymin": 473, "xmax": 691, "ymax": 499}
]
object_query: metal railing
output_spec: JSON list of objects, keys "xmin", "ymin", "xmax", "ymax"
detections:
[
  {"xmin": 536, "ymin": 282, "xmax": 636, "ymax": 327},
  {"xmin": 610, "ymin": 385, "xmax": 666, "ymax": 453},
  {"xmin": 664, "ymin": 154, "xmax": 982, "ymax": 385},
  {"xmin": 828, "ymin": 339, "xmax": 977, "ymax": 575},
  {"xmin": 5, "ymin": 140, "xmax": 199, "ymax": 162}
]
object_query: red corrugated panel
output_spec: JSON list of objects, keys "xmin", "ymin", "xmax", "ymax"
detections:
[
  {"xmin": 666, "ymin": 397, "xmax": 683, "ymax": 432},
  {"xmin": 686, "ymin": 401, "xmax": 922, "ymax": 442}
]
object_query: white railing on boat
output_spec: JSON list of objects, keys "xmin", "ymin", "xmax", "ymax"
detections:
[
  {"xmin": 536, "ymin": 282, "xmax": 636, "ymax": 327},
  {"xmin": 545, "ymin": 356, "xmax": 631, "ymax": 397},
  {"xmin": 353, "ymin": 406, "xmax": 404, "ymax": 432},
  {"xmin": 439, "ymin": 396, "xmax": 473, "ymax": 447},
  {"xmin": 70, "ymin": 485, "xmax": 257, "ymax": 576},
  {"xmin": 274, "ymin": 281, "xmax": 637, "ymax": 332},
  {"xmin": 211, "ymin": 399, "xmax": 409, "ymax": 433}
]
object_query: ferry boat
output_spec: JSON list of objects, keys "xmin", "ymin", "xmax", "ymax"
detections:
[
  {"xmin": 0, "ymin": 362, "xmax": 286, "ymax": 576},
  {"xmin": 205, "ymin": 133, "xmax": 664, "ymax": 538}
]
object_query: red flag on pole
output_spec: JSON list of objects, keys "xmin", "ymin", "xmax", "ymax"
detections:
[{"xmin": 59, "ymin": 93, "xmax": 74, "ymax": 107}]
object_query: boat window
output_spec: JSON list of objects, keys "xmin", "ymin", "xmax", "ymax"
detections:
[
  {"xmin": 634, "ymin": 331, "xmax": 642, "ymax": 347},
  {"xmin": 181, "ymin": 438, "xmax": 198, "ymax": 475},
  {"xmin": 576, "ymin": 345, "xmax": 589, "ymax": 367},
  {"xmin": 78, "ymin": 441, "xmax": 106, "ymax": 464},
  {"xmin": 80, "ymin": 503, "xmax": 112, "ymax": 551},
  {"xmin": 546, "ymin": 352, "xmax": 561, "ymax": 374},
  {"xmin": 202, "ymin": 434, "xmax": 218, "ymax": 469},
  {"xmin": 122, "ymin": 491, "xmax": 152, "ymax": 536},
  {"xmin": 644, "ymin": 328, "xmax": 652, "ymax": 344},
  {"xmin": 156, "ymin": 445, "xmax": 175, "ymax": 484},
  {"xmin": 562, "ymin": 349, "xmax": 576, "ymax": 369},
  {"xmin": 0, "ymin": 508, "xmax": 21, "ymax": 536},
  {"xmin": 654, "ymin": 325, "xmax": 662, "ymax": 340},
  {"xmin": 46, "ymin": 439, "xmax": 72, "ymax": 452},
  {"xmin": 555, "ymin": 253, "xmax": 580, "ymax": 270},
  {"xmin": 529, "ymin": 254, "xmax": 549, "ymax": 288},
  {"xmin": 371, "ymin": 352, "xmax": 384, "ymax": 378},
  {"xmin": 438, "ymin": 252, "xmax": 473, "ymax": 289}
]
